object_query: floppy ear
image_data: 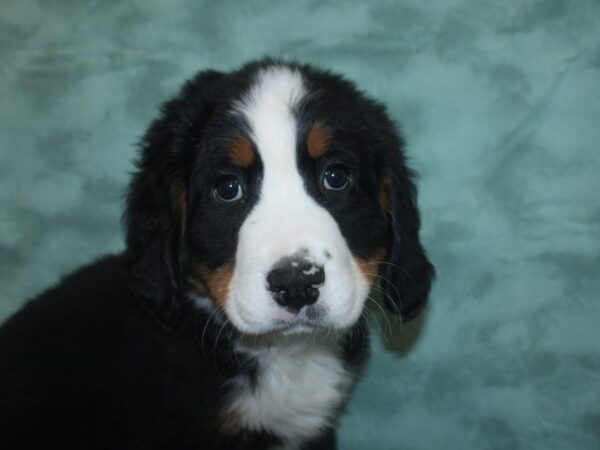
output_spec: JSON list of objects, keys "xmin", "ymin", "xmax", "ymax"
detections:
[
  {"xmin": 379, "ymin": 143, "xmax": 435, "ymax": 321},
  {"xmin": 124, "ymin": 71, "xmax": 222, "ymax": 327}
]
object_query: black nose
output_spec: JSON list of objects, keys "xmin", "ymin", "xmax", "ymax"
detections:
[{"xmin": 266, "ymin": 257, "xmax": 325, "ymax": 312}]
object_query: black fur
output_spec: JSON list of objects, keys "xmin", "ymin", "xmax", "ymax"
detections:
[{"xmin": 0, "ymin": 59, "xmax": 433, "ymax": 449}]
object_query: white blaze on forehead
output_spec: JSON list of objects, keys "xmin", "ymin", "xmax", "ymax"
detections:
[
  {"xmin": 235, "ymin": 66, "xmax": 305, "ymax": 174},
  {"xmin": 234, "ymin": 65, "xmax": 315, "ymax": 255}
]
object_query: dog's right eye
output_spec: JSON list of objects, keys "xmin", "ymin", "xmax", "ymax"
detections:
[{"xmin": 213, "ymin": 176, "xmax": 243, "ymax": 203}]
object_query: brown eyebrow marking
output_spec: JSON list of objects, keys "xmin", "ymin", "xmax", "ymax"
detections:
[
  {"xmin": 228, "ymin": 135, "xmax": 255, "ymax": 167},
  {"xmin": 307, "ymin": 121, "xmax": 331, "ymax": 158}
]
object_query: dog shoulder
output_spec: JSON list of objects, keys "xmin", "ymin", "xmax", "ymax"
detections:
[{"xmin": 0, "ymin": 254, "xmax": 129, "ymax": 345}]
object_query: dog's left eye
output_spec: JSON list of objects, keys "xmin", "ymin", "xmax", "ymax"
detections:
[
  {"xmin": 323, "ymin": 165, "xmax": 349, "ymax": 191},
  {"xmin": 214, "ymin": 176, "xmax": 243, "ymax": 203}
]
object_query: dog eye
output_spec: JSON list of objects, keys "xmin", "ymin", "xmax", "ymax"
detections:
[
  {"xmin": 214, "ymin": 176, "xmax": 243, "ymax": 202},
  {"xmin": 323, "ymin": 165, "xmax": 349, "ymax": 191}
]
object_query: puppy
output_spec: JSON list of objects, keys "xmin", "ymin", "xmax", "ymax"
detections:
[{"xmin": 0, "ymin": 59, "xmax": 434, "ymax": 449}]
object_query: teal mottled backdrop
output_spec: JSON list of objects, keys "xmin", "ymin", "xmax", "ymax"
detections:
[{"xmin": 1, "ymin": 1, "xmax": 599, "ymax": 448}]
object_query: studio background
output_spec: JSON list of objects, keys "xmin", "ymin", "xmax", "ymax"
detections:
[{"xmin": 1, "ymin": 1, "xmax": 599, "ymax": 448}]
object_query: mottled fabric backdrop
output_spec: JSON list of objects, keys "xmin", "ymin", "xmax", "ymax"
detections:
[{"xmin": 1, "ymin": 1, "xmax": 599, "ymax": 448}]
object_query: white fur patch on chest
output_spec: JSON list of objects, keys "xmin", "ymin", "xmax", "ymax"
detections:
[{"xmin": 224, "ymin": 333, "xmax": 353, "ymax": 446}]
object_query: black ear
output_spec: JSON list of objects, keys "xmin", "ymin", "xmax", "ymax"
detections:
[
  {"xmin": 379, "ymin": 141, "xmax": 435, "ymax": 321},
  {"xmin": 124, "ymin": 71, "xmax": 223, "ymax": 327}
]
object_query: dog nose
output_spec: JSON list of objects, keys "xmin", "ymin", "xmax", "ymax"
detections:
[{"xmin": 266, "ymin": 257, "xmax": 325, "ymax": 312}]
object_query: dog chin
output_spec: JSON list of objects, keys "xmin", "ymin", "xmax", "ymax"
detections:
[
  {"xmin": 269, "ymin": 314, "xmax": 359, "ymax": 337},
  {"xmin": 234, "ymin": 317, "xmax": 338, "ymax": 338},
  {"xmin": 246, "ymin": 319, "xmax": 322, "ymax": 337},
  {"xmin": 279, "ymin": 323, "xmax": 316, "ymax": 336}
]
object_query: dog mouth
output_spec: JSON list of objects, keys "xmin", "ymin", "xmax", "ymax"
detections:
[
  {"xmin": 276, "ymin": 322, "xmax": 318, "ymax": 336},
  {"xmin": 269, "ymin": 302, "xmax": 349, "ymax": 335},
  {"xmin": 275, "ymin": 316, "xmax": 319, "ymax": 329},
  {"xmin": 274, "ymin": 304, "xmax": 327, "ymax": 328}
]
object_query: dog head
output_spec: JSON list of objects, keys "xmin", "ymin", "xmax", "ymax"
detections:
[{"xmin": 125, "ymin": 59, "xmax": 434, "ymax": 334}]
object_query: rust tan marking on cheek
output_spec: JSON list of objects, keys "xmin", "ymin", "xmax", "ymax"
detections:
[
  {"xmin": 356, "ymin": 248, "xmax": 386, "ymax": 285},
  {"xmin": 307, "ymin": 121, "xmax": 331, "ymax": 158},
  {"xmin": 229, "ymin": 136, "xmax": 255, "ymax": 167},
  {"xmin": 191, "ymin": 263, "xmax": 234, "ymax": 310}
]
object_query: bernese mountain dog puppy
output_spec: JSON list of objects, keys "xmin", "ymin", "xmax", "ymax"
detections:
[{"xmin": 0, "ymin": 59, "xmax": 434, "ymax": 449}]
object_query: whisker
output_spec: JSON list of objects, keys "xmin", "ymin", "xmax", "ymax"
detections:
[
  {"xmin": 357, "ymin": 261, "xmax": 416, "ymax": 286},
  {"xmin": 365, "ymin": 279, "xmax": 399, "ymax": 314},
  {"xmin": 360, "ymin": 270, "xmax": 403, "ymax": 308},
  {"xmin": 365, "ymin": 295, "xmax": 393, "ymax": 336},
  {"xmin": 369, "ymin": 280, "xmax": 404, "ymax": 323},
  {"xmin": 200, "ymin": 308, "xmax": 222, "ymax": 357}
]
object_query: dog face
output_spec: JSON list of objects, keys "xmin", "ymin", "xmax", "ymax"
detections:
[{"xmin": 126, "ymin": 60, "xmax": 434, "ymax": 334}]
